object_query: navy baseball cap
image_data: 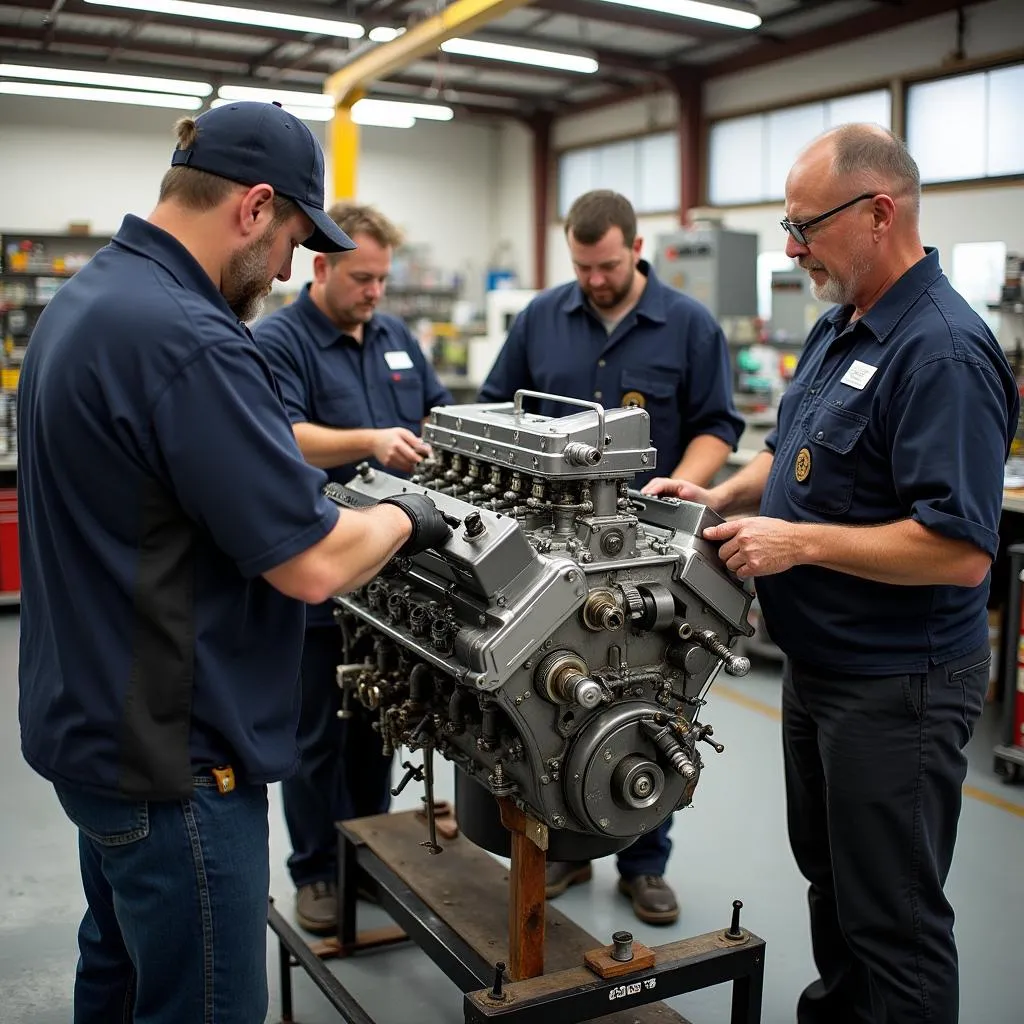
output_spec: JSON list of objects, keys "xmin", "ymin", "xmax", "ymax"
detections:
[{"xmin": 170, "ymin": 101, "xmax": 356, "ymax": 254}]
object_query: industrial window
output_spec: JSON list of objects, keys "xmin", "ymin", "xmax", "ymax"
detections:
[
  {"xmin": 557, "ymin": 131, "xmax": 679, "ymax": 218},
  {"xmin": 707, "ymin": 89, "xmax": 892, "ymax": 206},
  {"xmin": 907, "ymin": 64, "xmax": 1024, "ymax": 184}
]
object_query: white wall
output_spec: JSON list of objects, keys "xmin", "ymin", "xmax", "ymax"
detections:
[
  {"xmin": 0, "ymin": 95, "xmax": 500, "ymax": 308},
  {"xmin": 536, "ymin": 0, "xmax": 1024, "ymax": 287},
  {"xmin": 491, "ymin": 120, "xmax": 534, "ymax": 288}
]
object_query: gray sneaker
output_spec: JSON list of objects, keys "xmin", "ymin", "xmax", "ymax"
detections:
[{"xmin": 295, "ymin": 880, "xmax": 337, "ymax": 935}]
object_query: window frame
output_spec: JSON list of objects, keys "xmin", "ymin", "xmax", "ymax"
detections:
[
  {"xmin": 903, "ymin": 58, "xmax": 1024, "ymax": 188},
  {"xmin": 702, "ymin": 54, "xmax": 1024, "ymax": 210},
  {"xmin": 704, "ymin": 83, "xmax": 895, "ymax": 209},
  {"xmin": 554, "ymin": 127, "xmax": 681, "ymax": 222}
]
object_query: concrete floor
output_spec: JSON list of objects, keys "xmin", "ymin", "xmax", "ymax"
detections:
[{"xmin": 2, "ymin": 608, "xmax": 1022, "ymax": 1024}]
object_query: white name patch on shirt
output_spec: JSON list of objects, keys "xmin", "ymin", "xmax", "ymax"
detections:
[
  {"xmin": 384, "ymin": 350, "xmax": 414, "ymax": 370},
  {"xmin": 840, "ymin": 360, "xmax": 878, "ymax": 390}
]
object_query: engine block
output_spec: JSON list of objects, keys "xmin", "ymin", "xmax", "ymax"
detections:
[{"xmin": 328, "ymin": 391, "xmax": 753, "ymax": 856}]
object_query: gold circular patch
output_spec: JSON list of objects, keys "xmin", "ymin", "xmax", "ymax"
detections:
[
  {"xmin": 622, "ymin": 390, "xmax": 646, "ymax": 409},
  {"xmin": 795, "ymin": 447, "xmax": 811, "ymax": 483}
]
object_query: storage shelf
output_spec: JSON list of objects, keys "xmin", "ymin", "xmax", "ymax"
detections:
[{"xmin": 0, "ymin": 270, "xmax": 74, "ymax": 279}]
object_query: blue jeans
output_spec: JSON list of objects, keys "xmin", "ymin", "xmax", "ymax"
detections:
[
  {"xmin": 617, "ymin": 816, "xmax": 673, "ymax": 878},
  {"xmin": 55, "ymin": 776, "xmax": 270, "ymax": 1024},
  {"xmin": 783, "ymin": 643, "xmax": 990, "ymax": 1024},
  {"xmin": 282, "ymin": 626, "xmax": 393, "ymax": 888}
]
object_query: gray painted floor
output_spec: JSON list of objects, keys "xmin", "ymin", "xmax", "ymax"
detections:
[{"xmin": 2, "ymin": 611, "xmax": 1021, "ymax": 1024}]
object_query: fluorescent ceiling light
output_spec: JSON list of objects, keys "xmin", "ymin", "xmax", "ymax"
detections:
[
  {"xmin": 0, "ymin": 62, "xmax": 211, "ymax": 96},
  {"xmin": 82, "ymin": 0, "xmax": 364, "ymax": 39},
  {"xmin": 353, "ymin": 98, "xmax": 453, "ymax": 122},
  {"xmin": 598, "ymin": 0, "xmax": 761, "ymax": 30},
  {"xmin": 440, "ymin": 38, "xmax": 598, "ymax": 74},
  {"xmin": 0, "ymin": 80, "xmax": 202, "ymax": 108},
  {"xmin": 210, "ymin": 97, "xmax": 332, "ymax": 121},
  {"xmin": 217, "ymin": 84, "xmax": 333, "ymax": 108},
  {"xmin": 351, "ymin": 109, "xmax": 415, "ymax": 129},
  {"xmin": 368, "ymin": 26, "xmax": 405, "ymax": 43}
]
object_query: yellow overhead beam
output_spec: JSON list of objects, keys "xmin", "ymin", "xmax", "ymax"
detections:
[{"xmin": 324, "ymin": 0, "xmax": 535, "ymax": 104}]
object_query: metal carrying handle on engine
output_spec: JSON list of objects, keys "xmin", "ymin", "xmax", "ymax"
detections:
[{"xmin": 512, "ymin": 389, "xmax": 606, "ymax": 456}]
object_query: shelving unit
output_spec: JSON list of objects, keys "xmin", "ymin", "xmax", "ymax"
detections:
[{"xmin": 0, "ymin": 230, "xmax": 110, "ymax": 607}]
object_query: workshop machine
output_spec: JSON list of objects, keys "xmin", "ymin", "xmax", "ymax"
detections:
[{"xmin": 326, "ymin": 390, "xmax": 755, "ymax": 862}]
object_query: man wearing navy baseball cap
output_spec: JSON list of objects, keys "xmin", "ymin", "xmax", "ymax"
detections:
[{"xmin": 17, "ymin": 101, "xmax": 451, "ymax": 1023}]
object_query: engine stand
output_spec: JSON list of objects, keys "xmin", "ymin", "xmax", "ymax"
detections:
[{"xmin": 267, "ymin": 808, "xmax": 765, "ymax": 1024}]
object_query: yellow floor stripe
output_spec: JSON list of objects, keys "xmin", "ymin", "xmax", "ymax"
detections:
[{"xmin": 713, "ymin": 684, "xmax": 1024, "ymax": 820}]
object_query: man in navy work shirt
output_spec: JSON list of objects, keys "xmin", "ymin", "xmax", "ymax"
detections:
[
  {"xmin": 254, "ymin": 203, "xmax": 452, "ymax": 934},
  {"xmin": 646, "ymin": 125, "xmax": 1017, "ymax": 1024},
  {"xmin": 17, "ymin": 103, "xmax": 451, "ymax": 1024},
  {"xmin": 479, "ymin": 189, "xmax": 744, "ymax": 925}
]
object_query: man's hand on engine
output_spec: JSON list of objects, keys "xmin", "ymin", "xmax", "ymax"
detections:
[
  {"xmin": 373, "ymin": 427, "xmax": 432, "ymax": 473},
  {"xmin": 703, "ymin": 517, "xmax": 801, "ymax": 579},
  {"xmin": 379, "ymin": 494, "xmax": 453, "ymax": 556},
  {"xmin": 641, "ymin": 476, "xmax": 715, "ymax": 507}
]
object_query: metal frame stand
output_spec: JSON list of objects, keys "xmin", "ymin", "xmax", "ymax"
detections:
[
  {"xmin": 267, "ymin": 898, "xmax": 375, "ymax": 1024},
  {"xmin": 268, "ymin": 809, "xmax": 765, "ymax": 1024}
]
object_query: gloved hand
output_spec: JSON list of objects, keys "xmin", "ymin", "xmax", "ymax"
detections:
[{"xmin": 379, "ymin": 493, "xmax": 453, "ymax": 556}]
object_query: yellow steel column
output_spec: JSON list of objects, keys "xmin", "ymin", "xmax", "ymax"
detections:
[{"xmin": 331, "ymin": 90, "xmax": 363, "ymax": 202}]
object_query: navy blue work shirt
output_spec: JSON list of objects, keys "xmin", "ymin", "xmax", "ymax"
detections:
[
  {"xmin": 253, "ymin": 285, "xmax": 451, "ymax": 624},
  {"xmin": 17, "ymin": 215, "xmax": 340, "ymax": 800},
  {"xmin": 756, "ymin": 249, "xmax": 1018, "ymax": 674},
  {"xmin": 477, "ymin": 261, "xmax": 744, "ymax": 487}
]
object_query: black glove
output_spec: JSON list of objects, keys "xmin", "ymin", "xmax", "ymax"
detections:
[{"xmin": 379, "ymin": 494, "xmax": 453, "ymax": 556}]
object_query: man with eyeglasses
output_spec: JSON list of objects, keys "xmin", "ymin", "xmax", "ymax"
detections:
[{"xmin": 644, "ymin": 123, "xmax": 1018, "ymax": 1024}]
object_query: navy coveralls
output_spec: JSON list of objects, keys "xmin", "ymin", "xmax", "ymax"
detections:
[{"xmin": 757, "ymin": 249, "xmax": 1018, "ymax": 1024}]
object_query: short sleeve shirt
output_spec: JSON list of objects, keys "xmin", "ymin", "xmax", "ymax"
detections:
[
  {"xmin": 757, "ymin": 249, "xmax": 1018, "ymax": 674},
  {"xmin": 17, "ymin": 215, "xmax": 339, "ymax": 799}
]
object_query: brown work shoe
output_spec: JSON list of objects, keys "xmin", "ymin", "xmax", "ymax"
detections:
[
  {"xmin": 295, "ymin": 880, "xmax": 337, "ymax": 935},
  {"xmin": 617, "ymin": 875, "xmax": 679, "ymax": 925},
  {"xmin": 544, "ymin": 860, "xmax": 592, "ymax": 899}
]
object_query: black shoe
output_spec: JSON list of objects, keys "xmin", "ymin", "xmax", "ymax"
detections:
[
  {"xmin": 295, "ymin": 880, "xmax": 337, "ymax": 935},
  {"xmin": 617, "ymin": 874, "xmax": 679, "ymax": 925},
  {"xmin": 544, "ymin": 860, "xmax": 592, "ymax": 899}
]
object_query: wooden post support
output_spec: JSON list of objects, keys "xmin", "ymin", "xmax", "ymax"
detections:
[{"xmin": 497, "ymin": 798, "xmax": 548, "ymax": 981}]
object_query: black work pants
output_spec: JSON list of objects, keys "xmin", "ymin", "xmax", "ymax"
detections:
[
  {"xmin": 282, "ymin": 625, "xmax": 393, "ymax": 888},
  {"xmin": 782, "ymin": 642, "xmax": 989, "ymax": 1024}
]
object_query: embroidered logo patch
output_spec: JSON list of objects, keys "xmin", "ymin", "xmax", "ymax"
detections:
[{"xmin": 795, "ymin": 447, "xmax": 811, "ymax": 482}]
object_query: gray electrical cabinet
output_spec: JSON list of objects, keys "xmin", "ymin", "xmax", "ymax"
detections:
[
  {"xmin": 769, "ymin": 268, "xmax": 834, "ymax": 344},
  {"xmin": 653, "ymin": 227, "xmax": 758, "ymax": 318}
]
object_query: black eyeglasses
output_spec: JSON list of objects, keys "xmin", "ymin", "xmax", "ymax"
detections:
[{"xmin": 780, "ymin": 192, "xmax": 876, "ymax": 245}]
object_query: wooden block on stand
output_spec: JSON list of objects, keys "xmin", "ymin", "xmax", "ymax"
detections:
[{"xmin": 584, "ymin": 940, "xmax": 656, "ymax": 979}]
